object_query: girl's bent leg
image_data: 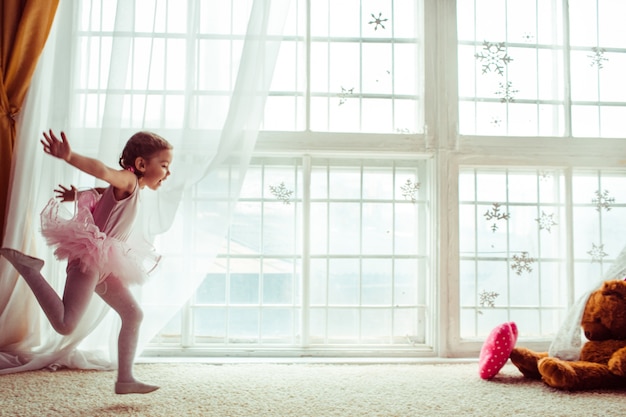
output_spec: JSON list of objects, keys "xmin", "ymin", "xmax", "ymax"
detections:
[
  {"xmin": 96, "ymin": 275, "xmax": 158, "ymax": 395},
  {"xmin": 0, "ymin": 249, "xmax": 98, "ymax": 335}
]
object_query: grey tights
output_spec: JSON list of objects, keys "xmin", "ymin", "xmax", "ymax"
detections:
[{"xmin": 0, "ymin": 248, "xmax": 158, "ymax": 394}]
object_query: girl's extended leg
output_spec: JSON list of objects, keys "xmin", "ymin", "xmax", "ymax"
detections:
[
  {"xmin": 95, "ymin": 274, "xmax": 158, "ymax": 395},
  {"xmin": 0, "ymin": 248, "xmax": 98, "ymax": 335}
]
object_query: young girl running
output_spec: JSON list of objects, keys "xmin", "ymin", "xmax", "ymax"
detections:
[{"xmin": 0, "ymin": 129, "xmax": 173, "ymax": 394}]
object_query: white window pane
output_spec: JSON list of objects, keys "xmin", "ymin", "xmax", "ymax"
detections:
[
  {"xmin": 263, "ymin": 97, "xmax": 302, "ymax": 131},
  {"xmin": 261, "ymin": 308, "xmax": 295, "ymax": 341},
  {"xmin": 229, "ymin": 308, "xmax": 259, "ymax": 339},
  {"xmin": 570, "ymin": 51, "xmax": 599, "ymax": 101},
  {"xmin": 362, "ymin": 44, "xmax": 392, "ymax": 94},
  {"xmin": 328, "ymin": 203, "xmax": 360, "ymax": 254},
  {"xmin": 199, "ymin": 0, "xmax": 233, "ymax": 34},
  {"xmin": 599, "ymin": 53, "xmax": 626, "ymax": 101},
  {"xmin": 393, "ymin": 0, "xmax": 419, "ymax": 38},
  {"xmin": 230, "ymin": 273, "xmax": 260, "ymax": 304},
  {"xmin": 569, "ymin": 0, "xmax": 598, "ymax": 47},
  {"xmin": 326, "ymin": 309, "xmax": 359, "ymax": 342},
  {"xmin": 361, "ymin": 99, "xmax": 393, "ymax": 133},
  {"xmin": 166, "ymin": 0, "xmax": 187, "ymax": 33},
  {"xmin": 597, "ymin": 0, "xmax": 626, "ymax": 48},
  {"xmin": 194, "ymin": 309, "xmax": 226, "ymax": 342},
  {"xmin": 310, "ymin": 203, "xmax": 328, "ymax": 254},
  {"xmin": 362, "ymin": 203, "xmax": 393, "ymax": 254},
  {"xmin": 600, "ymin": 106, "xmax": 626, "ymax": 138},
  {"xmin": 310, "ymin": 259, "xmax": 328, "ymax": 306},
  {"xmin": 328, "ymin": 167, "xmax": 361, "ymax": 199},
  {"xmin": 361, "ymin": 309, "xmax": 392, "ymax": 343},
  {"xmin": 474, "ymin": 0, "xmax": 506, "ymax": 40},
  {"xmin": 571, "ymin": 106, "xmax": 600, "ymax": 137},
  {"xmin": 328, "ymin": 259, "xmax": 360, "ymax": 305},
  {"xmin": 327, "ymin": 0, "xmax": 361, "ymax": 37},
  {"xmin": 362, "ymin": 167, "xmax": 393, "ymax": 199},
  {"xmin": 505, "ymin": 0, "xmax": 537, "ymax": 44},
  {"xmin": 263, "ymin": 270, "xmax": 294, "ymax": 304},
  {"xmin": 197, "ymin": 274, "xmax": 226, "ymax": 304},
  {"xmin": 263, "ymin": 202, "xmax": 297, "ymax": 254},
  {"xmin": 361, "ymin": 260, "xmax": 393, "ymax": 305}
]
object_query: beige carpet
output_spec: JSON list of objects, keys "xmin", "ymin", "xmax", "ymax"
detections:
[{"xmin": 1, "ymin": 361, "xmax": 625, "ymax": 417}]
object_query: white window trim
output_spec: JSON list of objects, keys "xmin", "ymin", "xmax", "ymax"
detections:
[{"xmin": 143, "ymin": 0, "xmax": 626, "ymax": 359}]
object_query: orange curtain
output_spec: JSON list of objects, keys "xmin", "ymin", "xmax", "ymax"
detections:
[{"xmin": 0, "ymin": 0, "xmax": 59, "ymax": 243}]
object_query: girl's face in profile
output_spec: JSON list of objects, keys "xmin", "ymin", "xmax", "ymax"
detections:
[{"xmin": 139, "ymin": 149, "xmax": 173, "ymax": 190}]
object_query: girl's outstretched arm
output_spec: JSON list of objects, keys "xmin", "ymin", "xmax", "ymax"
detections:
[{"xmin": 41, "ymin": 130, "xmax": 136, "ymax": 194}]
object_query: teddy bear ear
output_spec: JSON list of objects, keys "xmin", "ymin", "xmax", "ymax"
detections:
[{"xmin": 601, "ymin": 280, "xmax": 626, "ymax": 300}]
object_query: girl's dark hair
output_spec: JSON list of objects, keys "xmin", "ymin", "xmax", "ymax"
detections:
[{"xmin": 118, "ymin": 131, "xmax": 172, "ymax": 176}]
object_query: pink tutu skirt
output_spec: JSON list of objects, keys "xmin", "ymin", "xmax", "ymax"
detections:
[{"xmin": 40, "ymin": 190, "xmax": 160, "ymax": 286}]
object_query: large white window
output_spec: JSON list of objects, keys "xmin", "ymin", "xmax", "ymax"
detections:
[{"xmin": 69, "ymin": 0, "xmax": 626, "ymax": 358}]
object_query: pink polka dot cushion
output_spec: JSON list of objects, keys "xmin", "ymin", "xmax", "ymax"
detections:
[{"xmin": 478, "ymin": 321, "xmax": 518, "ymax": 380}]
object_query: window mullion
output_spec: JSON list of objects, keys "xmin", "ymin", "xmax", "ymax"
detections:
[
  {"xmin": 564, "ymin": 168, "xmax": 575, "ymax": 306},
  {"xmin": 423, "ymin": 0, "xmax": 458, "ymax": 150},
  {"xmin": 562, "ymin": 0, "xmax": 573, "ymax": 137},
  {"xmin": 301, "ymin": 155, "xmax": 312, "ymax": 347},
  {"xmin": 182, "ymin": 187, "xmax": 195, "ymax": 347},
  {"xmin": 425, "ymin": 0, "xmax": 459, "ymax": 357},
  {"xmin": 305, "ymin": 0, "xmax": 312, "ymax": 131}
]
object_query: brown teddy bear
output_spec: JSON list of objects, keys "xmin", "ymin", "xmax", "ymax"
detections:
[{"xmin": 510, "ymin": 279, "xmax": 626, "ymax": 390}]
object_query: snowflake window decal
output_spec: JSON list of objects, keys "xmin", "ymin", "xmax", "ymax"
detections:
[
  {"xmin": 490, "ymin": 116, "xmax": 502, "ymax": 128},
  {"xmin": 521, "ymin": 32, "xmax": 535, "ymax": 43},
  {"xmin": 338, "ymin": 86, "xmax": 354, "ymax": 106},
  {"xmin": 536, "ymin": 211, "xmax": 557, "ymax": 233},
  {"xmin": 592, "ymin": 190, "xmax": 615, "ymax": 212},
  {"xmin": 474, "ymin": 41, "xmax": 513, "ymax": 76},
  {"xmin": 511, "ymin": 251, "xmax": 535, "ymax": 276},
  {"xmin": 479, "ymin": 290, "xmax": 499, "ymax": 308},
  {"xmin": 400, "ymin": 179, "xmax": 420, "ymax": 203},
  {"xmin": 484, "ymin": 203, "xmax": 510, "ymax": 232},
  {"xmin": 588, "ymin": 47, "xmax": 608, "ymax": 69},
  {"xmin": 588, "ymin": 243, "xmax": 608, "ymax": 263},
  {"xmin": 495, "ymin": 81, "xmax": 518, "ymax": 103},
  {"xmin": 368, "ymin": 12, "xmax": 388, "ymax": 31},
  {"xmin": 269, "ymin": 182, "xmax": 294, "ymax": 204}
]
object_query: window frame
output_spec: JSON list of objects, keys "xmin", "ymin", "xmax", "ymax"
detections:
[{"xmin": 147, "ymin": 0, "xmax": 626, "ymax": 358}]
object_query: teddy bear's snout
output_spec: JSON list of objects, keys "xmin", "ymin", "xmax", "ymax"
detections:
[{"xmin": 584, "ymin": 326, "xmax": 612, "ymax": 340}]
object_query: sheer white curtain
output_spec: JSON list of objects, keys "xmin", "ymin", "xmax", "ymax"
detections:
[{"xmin": 0, "ymin": 0, "xmax": 291, "ymax": 373}]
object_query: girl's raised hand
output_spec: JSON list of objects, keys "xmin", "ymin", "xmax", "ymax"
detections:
[
  {"xmin": 54, "ymin": 184, "xmax": 78, "ymax": 202},
  {"xmin": 41, "ymin": 130, "xmax": 72, "ymax": 161}
]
